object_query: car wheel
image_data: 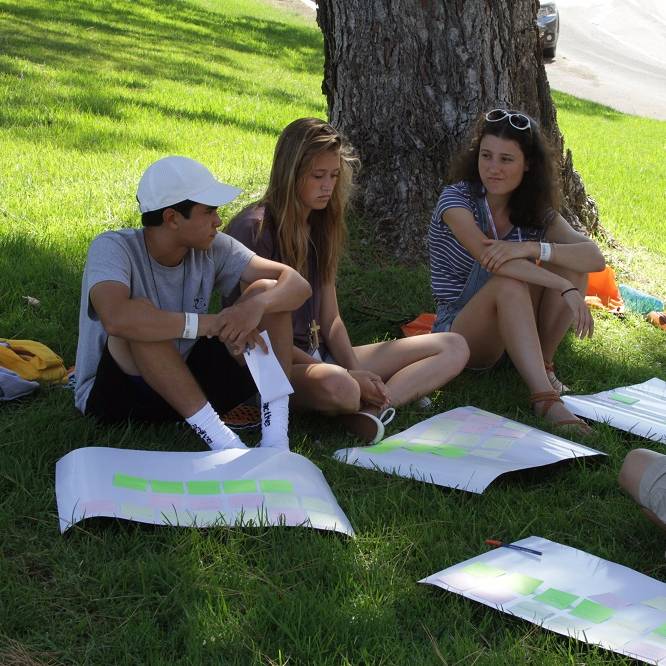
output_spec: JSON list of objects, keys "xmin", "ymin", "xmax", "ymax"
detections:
[{"xmin": 544, "ymin": 46, "xmax": 556, "ymax": 58}]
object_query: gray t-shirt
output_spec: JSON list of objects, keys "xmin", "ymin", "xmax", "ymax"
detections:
[{"xmin": 74, "ymin": 228, "xmax": 254, "ymax": 413}]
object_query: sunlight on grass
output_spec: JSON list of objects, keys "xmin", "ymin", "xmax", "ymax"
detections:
[{"xmin": 553, "ymin": 91, "xmax": 666, "ymax": 257}]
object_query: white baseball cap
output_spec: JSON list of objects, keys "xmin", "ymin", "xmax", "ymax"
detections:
[{"xmin": 136, "ymin": 156, "xmax": 242, "ymax": 213}]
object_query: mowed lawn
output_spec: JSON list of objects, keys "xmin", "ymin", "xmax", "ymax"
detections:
[{"xmin": 0, "ymin": 0, "xmax": 665, "ymax": 664}]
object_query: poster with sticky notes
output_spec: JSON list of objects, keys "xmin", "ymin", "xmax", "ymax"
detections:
[
  {"xmin": 421, "ymin": 537, "xmax": 666, "ymax": 665},
  {"xmin": 56, "ymin": 446, "xmax": 354, "ymax": 536},
  {"xmin": 333, "ymin": 406, "xmax": 603, "ymax": 494},
  {"xmin": 562, "ymin": 378, "xmax": 666, "ymax": 443}
]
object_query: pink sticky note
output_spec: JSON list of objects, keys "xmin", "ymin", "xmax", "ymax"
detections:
[
  {"xmin": 188, "ymin": 497, "xmax": 225, "ymax": 511},
  {"xmin": 149, "ymin": 496, "xmax": 189, "ymax": 510},
  {"xmin": 80, "ymin": 500, "xmax": 116, "ymax": 515},
  {"xmin": 229, "ymin": 494, "xmax": 264, "ymax": 510}
]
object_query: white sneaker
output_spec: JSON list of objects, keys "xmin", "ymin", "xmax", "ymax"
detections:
[{"xmin": 341, "ymin": 407, "xmax": 396, "ymax": 444}]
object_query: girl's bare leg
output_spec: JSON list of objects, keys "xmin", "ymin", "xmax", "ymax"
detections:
[
  {"xmin": 450, "ymin": 275, "xmax": 580, "ymax": 425},
  {"xmin": 353, "ymin": 333, "xmax": 469, "ymax": 407},
  {"xmin": 290, "ymin": 361, "xmax": 361, "ymax": 414},
  {"xmin": 536, "ymin": 264, "xmax": 588, "ymax": 364}
]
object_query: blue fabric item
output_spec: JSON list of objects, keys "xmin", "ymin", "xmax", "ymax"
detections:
[
  {"xmin": 0, "ymin": 367, "xmax": 39, "ymax": 401},
  {"xmin": 432, "ymin": 192, "xmax": 494, "ymax": 332},
  {"xmin": 619, "ymin": 284, "xmax": 664, "ymax": 315}
]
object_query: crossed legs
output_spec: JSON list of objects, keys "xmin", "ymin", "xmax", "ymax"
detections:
[{"xmin": 289, "ymin": 332, "xmax": 469, "ymax": 415}]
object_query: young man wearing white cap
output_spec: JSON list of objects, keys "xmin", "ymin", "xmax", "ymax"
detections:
[{"xmin": 74, "ymin": 156, "xmax": 311, "ymax": 451}]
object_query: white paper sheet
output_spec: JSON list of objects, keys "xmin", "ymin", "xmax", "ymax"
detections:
[
  {"xmin": 56, "ymin": 446, "xmax": 353, "ymax": 536},
  {"xmin": 421, "ymin": 536, "xmax": 666, "ymax": 665},
  {"xmin": 562, "ymin": 378, "xmax": 666, "ymax": 443},
  {"xmin": 243, "ymin": 330, "xmax": 293, "ymax": 403},
  {"xmin": 333, "ymin": 406, "xmax": 604, "ymax": 493}
]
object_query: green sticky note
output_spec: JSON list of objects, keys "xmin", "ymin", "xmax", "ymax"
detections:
[
  {"xmin": 505, "ymin": 573, "xmax": 543, "ymax": 595},
  {"xmin": 223, "ymin": 480, "xmax": 257, "ymax": 494},
  {"xmin": 151, "ymin": 480, "xmax": 185, "ymax": 494},
  {"xmin": 535, "ymin": 588, "xmax": 578, "ymax": 609},
  {"xmin": 186, "ymin": 480, "xmax": 221, "ymax": 495},
  {"xmin": 653, "ymin": 623, "xmax": 666, "ymax": 638},
  {"xmin": 483, "ymin": 437, "xmax": 514, "ymax": 450},
  {"xmin": 502, "ymin": 421, "xmax": 531, "ymax": 432},
  {"xmin": 113, "ymin": 473, "xmax": 148, "ymax": 491},
  {"xmin": 120, "ymin": 503, "xmax": 154, "ymax": 520},
  {"xmin": 259, "ymin": 480, "xmax": 293, "ymax": 493},
  {"xmin": 263, "ymin": 494, "xmax": 300, "ymax": 509},
  {"xmin": 462, "ymin": 562, "xmax": 505, "ymax": 578},
  {"xmin": 570, "ymin": 599, "xmax": 614, "ymax": 623},
  {"xmin": 430, "ymin": 446, "xmax": 467, "ymax": 458},
  {"xmin": 379, "ymin": 438, "xmax": 408, "ymax": 448},
  {"xmin": 367, "ymin": 439, "xmax": 407, "ymax": 454},
  {"xmin": 448, "ymin": 434, "xmax": 481, "ymax": 448},
  {"xmin": 366, "ymin": 443, "xmax": 396, "ymax": 454},
  {"xmin": 644, "ymin": 597, "xmax": 666, "ymax": 612},
  {"xmin": 301, "ymin": 496, "xmax": 332, "ymax": 512},
  {"xmin": 610, "ymin": 393, "xmax": 639, "ymax": 405},
  {"xmin": 405, "ymin": 443, "xmax": 436, "ymax": 453}
]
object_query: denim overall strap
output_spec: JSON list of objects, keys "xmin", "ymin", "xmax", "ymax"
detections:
[{"xmin": 433, "ymin": 194, "xmax": 494, "ymax": 332}]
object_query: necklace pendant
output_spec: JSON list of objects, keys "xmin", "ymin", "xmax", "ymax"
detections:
[{"xmin": 308, "ymin": 319, "xmax": 320, "ymax": 354}]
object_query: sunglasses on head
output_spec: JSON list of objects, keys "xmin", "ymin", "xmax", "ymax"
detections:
[{"xmin": 485, "ymin": 109, "xmax": 531, "ymax": 131}]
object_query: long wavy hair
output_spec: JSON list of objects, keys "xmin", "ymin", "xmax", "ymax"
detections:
[
  {"xmin": 259, "ymin": 117, "xmax": 358, "ymax": 283},
  {"xmin": 448, "ymin": 110, "xmax": 560, "ymax": 229}
]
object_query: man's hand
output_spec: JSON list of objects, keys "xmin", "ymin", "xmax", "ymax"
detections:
[
  {"xmin": 200, "ymin": 299, "xmax": 268, "ymax": 355},
  {"xmin": 349, "ymin": 369, "xmax": 390, "ymax": 410}
]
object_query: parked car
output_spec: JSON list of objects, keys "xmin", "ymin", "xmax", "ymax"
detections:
[{"xmin": 538, "ymin": 1, "xmax": 560, "ymax": 58}]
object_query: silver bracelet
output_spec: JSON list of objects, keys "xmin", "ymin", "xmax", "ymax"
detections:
[
  {"xmin": 182, "ymin": 312, "xmax": 199, "ymax": 339},
  {"xmin": 539, "ymin": 242, "xmax": 552, "ymax": 263}
]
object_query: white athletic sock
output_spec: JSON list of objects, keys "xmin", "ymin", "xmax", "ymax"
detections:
[
  {"xmin": 186, "ymin": 402, "xmax": 247, "ymax": 451},
  {"xmin": 259, "ymin": 394, "xmax": 290, "ymax": 449}
]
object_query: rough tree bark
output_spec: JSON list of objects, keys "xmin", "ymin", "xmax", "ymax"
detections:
[{"xmin": 317, "ymin": 0, "xmax": 602, "ymax": 262}]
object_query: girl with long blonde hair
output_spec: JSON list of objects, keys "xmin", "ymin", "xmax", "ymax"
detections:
[{"xmin": 227, "ymin": 118, "xmax": 469, "ymax": 442}]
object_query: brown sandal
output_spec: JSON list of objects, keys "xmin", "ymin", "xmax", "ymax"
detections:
[
  {"xmin": 530, "ymin": 390, "xmax": 592, "ymax": 434},
  {"xmin": 544, "ymin": 362, "xmax": 570, "ymax": 395}
]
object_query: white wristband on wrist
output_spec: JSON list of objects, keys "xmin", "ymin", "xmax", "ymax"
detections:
[
  {"xmin": 182, "ymin": 312, "xmax": 198, "ymax": 339},
  {"xmin": 539, "ymin": 242, "xmax": 552, "ymax": 263}
]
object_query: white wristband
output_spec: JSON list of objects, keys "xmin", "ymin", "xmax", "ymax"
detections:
[
  {"xmin": 539, "ymin": 242, "xmax": 552, "ymax": 263},
  {"xmin": 182, "ymin": 312, "xmax": 198, "ymax": 339}
]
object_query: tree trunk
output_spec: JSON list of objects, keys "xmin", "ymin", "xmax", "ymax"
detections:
[{"xmin": 317, "ymin": 0, "xmax": 602, "ymax": 262}]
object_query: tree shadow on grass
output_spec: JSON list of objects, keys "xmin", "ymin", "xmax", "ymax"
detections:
[
  {"xmin": 0, "ymin": 232, "xmax": 82, "ymax": 361},
  {"xmin": 0, "ymin": 0, "xmax": 324, "ymax": 152},
  {"xmin": 0, "ymin": 0, "xmax": 323, "ymax": 80}
]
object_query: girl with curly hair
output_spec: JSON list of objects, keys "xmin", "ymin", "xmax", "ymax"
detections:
[{"xmin": 429, "ymin": 109, "xmax": 605, "ymax": 432}]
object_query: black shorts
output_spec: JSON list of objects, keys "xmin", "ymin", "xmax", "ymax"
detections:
[{"xmin": 85, "ymin": 337, "xmax": 257, "ymax": 424}]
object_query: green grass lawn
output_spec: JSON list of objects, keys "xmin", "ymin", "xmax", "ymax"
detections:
[{"xmin": 1, "ymin": 0, "xmax": 665, "ymax": 664}]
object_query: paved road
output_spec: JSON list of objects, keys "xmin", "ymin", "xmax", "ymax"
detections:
[
  {"xmin": 288, "ymin": 0, "xmax": 666, "ymax": 120},
  {"xmin": 545, "ymin": 0, "xmax": 666, "ymax": 120}
]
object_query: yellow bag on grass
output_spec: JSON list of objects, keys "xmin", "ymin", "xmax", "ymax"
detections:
[{"xmin": 0, "ymin": 338, "xmax": 67, "ymax": 383}]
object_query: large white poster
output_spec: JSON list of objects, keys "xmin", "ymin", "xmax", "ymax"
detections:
[
  {"xmin": 563, "ymin": 378, "xmax": 666, "ymax": 442},
  {"xmin": 56, "ymin": 446, "xmax": 354, "ymax": 536},
  {"xmin": 421, "ymin": 537, "xmax": 666, "ymax": 665},
  {"xmin": 333, "ymin": 406, "xmax": 604, "ymax": 493}
]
